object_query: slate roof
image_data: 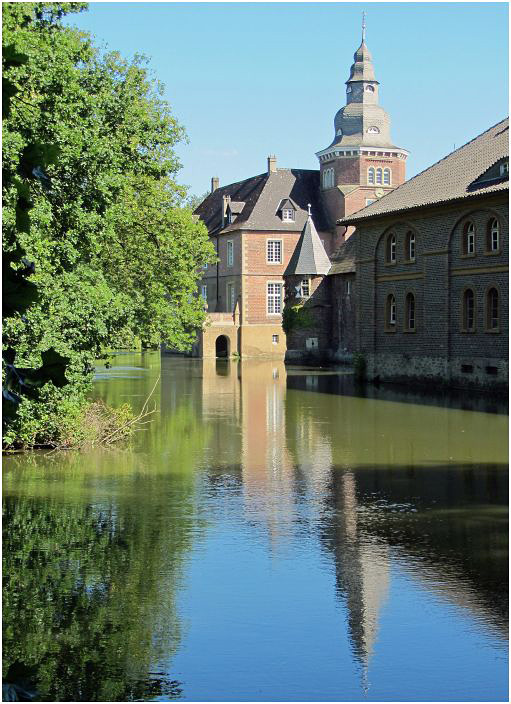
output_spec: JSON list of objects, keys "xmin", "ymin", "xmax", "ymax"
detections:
[
  {"xmin": 194, "ymin": 169, "xmax": 328, "ymax": 235},
  {"xmin": 339, "ymin": 118, "xmax": 509, "ymax": 225},
  {"xmin": 328, "ymin": 232, "xmax": 357, "ymax": 275},
  {"xmin": 284, "ymin": 215, "xmax": 331, "ymax": 276},
  {"xmin": 228, "ymin": 201, "xmax": 245, "ymax": 214}
]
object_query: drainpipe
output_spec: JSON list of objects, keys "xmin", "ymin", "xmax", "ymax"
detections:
[{"xmin": 215, "ymin": 234, "xmax": 219, "ymax": 309}]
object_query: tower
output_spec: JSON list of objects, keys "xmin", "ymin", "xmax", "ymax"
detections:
[{"xmin": 316, "ymin": 15, "xmax": 409, "ymax": 238}]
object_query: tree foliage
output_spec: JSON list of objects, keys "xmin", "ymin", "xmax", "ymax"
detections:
[{"xmin": 2, "ymin": 3, "xmax": 216, "ymax": 448}]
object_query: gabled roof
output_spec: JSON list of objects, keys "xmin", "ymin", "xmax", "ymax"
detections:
[
  {"xmin": 339, "ymin": 118, "xmax": 509, "ymax": 225},
  {"xmin": 284, "ymin": 215, "xmax": 331, "ymax": 276},
  {"xmin": 328, "ymin": 232, "xmax": 357, "ymax": 275},
  {"xmin": 194, "ymin": 169, "xmax": 329, "ymax": 235}
]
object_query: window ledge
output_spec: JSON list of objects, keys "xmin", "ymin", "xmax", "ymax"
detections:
[
  {"xmin": 484, "ymin": 328, "xmax": 501, "ymax": 334},
  {"xmin": 403, "ymin": 328, "xmax": 417, "ymax": 333},
  {"xmin": 384, "ymin": 260, "xmax": 397, "ymax": 267},
  {"xmin": 483, "ymin": 250, "xmax": 502, "ymax": 257},
  {"xmin": 384, "ymin": 326, "xmax": 397, "ymax": 333},
  {"xmin": 460, "ymin": 253, "xmax": 476, "ymax": 259},
  {"xmin": 404, "ymin": 258, "xmax": 416, "ymax": 265},
  {"xmin": 460, "ymin": 329, "xmax": 476, "ymax": 334}
]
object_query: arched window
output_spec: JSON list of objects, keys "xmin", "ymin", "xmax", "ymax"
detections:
[
  {"xmin": 376, "ymin": 168, "xmax": 383, "ymax": 185},
  {"xmin": 385, "ymin": 294, "xmax": 396, "ymax": 329},
  {"xmin": 405, "ymin": 293, "xmax": 416, "ymax": 331},
  {"xmin": 486, "ymin": 288, "xmax": 499, "ymax": 331},
  {"xmin": 346, "ymin": 85, "xmax": 352, "ymax": 93},
  {"xmin": 323, "ymin": 169, "xmax": 333, "ymax": 189},
  {"xmin": 486, "ymin": 218, "xmax": 500, "ymax": 252},
  {"xmin": 365, "ymin": 84, "xmax": 375, "ymax": 92},
  {"xmin": 368, "ymin": 167, "xmax": 375, "ymax": 185},
  {"xmin": 367, "ymin": 126, "xmax": 380, "ymax": 134},
  {"xmin": 383, "ymin": 168, "xmax": 391, "ymax": 185},
  {"xmin": 462, "ymin": 288, "xmax": 475, "ymax": 332},
  {"xmin": 386, "ymin": 233, "xmax": 396, "ymax": 263},
  {"xmin": 405, "ymin": 231, "xmax": 416, "ymax": 261},
  {"xmin": 462, "ymin": 222, "xmax": 475, "ymax": 255}
]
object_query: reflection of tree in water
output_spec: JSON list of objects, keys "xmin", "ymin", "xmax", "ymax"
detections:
[{"xmin": 3, "ymin": 390, "xmax": 210, "ymax": 701}]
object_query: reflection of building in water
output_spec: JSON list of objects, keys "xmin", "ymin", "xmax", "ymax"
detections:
[{"xmin": 322, "ymin": 470, "xmax": 390, "ymax": 686}]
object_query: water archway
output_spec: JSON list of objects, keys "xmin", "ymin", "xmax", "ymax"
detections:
[{"xmin": 215, "ymin": 335, "xmax": 230, "ymax": 358}]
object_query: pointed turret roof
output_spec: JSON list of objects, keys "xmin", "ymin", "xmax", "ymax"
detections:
[
  {"xmin": 347, "ymin": 40, "xmax": 378, "ymax": 84},
  {"xmin": 285, "ymin": 212, "xmax": 331, "ymax": 276}
]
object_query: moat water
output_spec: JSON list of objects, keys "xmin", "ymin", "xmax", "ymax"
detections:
[{"xmin": 3, "ymin": 352, "xmax": 508, "ymax": 702}]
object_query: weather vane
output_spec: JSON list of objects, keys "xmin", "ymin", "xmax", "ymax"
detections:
[{"xmin": 362, "ymin": 11, "xmax": 366, "ymax": 42}]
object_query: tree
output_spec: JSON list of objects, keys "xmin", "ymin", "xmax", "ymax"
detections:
[{"xmin": 2, "ymin": 3, "xmax": 216, "ymax": 448}]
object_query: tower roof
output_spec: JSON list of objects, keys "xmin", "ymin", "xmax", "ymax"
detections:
[
  {"xmin": 347, "ymin": 40, "xmax": 378, "ymax": 84},
  {"xmin": 285, "ymin": 212, "xmax": 331, "ymax": 276}
]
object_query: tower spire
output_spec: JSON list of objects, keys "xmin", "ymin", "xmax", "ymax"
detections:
[{"xmin": 362, "ymin": 11, "xmax": 366, "ymax": 43}]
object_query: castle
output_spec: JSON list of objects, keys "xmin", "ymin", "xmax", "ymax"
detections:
[{"xmin": 194, "ymin": 23, "xmax": 508, "ymax": 391}]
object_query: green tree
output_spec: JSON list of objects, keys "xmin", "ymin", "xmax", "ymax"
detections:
[{"xmin": 2, "ymin": 3, "xmax": 216, "ymax": 448}]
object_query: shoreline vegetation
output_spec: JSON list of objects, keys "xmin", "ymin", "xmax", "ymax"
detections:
[{"xmin": 2, "ymin": 3, "xmax": 216, "ymax": 451}]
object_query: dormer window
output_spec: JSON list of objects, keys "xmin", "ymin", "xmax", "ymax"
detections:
[
  {"xmin": 227, "ymin": 210, "xmax": 233, "ymax": 224},
  {"xmin": 365, "ymin": 84, "xmax": 375, "ymax": 92},
  {"xmin": 500, "ymin": 160, "xmax": 509, "ymax": 177},
  {"xmin": 346, "ymin": 85, "xmax": 352, "ymax": 93},
  {"xmin": 282, "ymin": 208, "xmax": 295, "ymax": 222},
  {"xmin": 367, "ymin": 126, "xmax": 380, "ymax": 134},
  {"xmin": 336, "ymin": 129, "xmax": 342, "ymax": 136}
]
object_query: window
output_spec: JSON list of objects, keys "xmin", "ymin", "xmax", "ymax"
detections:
[
  {"xmin": 282, "ymin": 208, "xmax": 295, "ymax": 222},
  {"xmin": 272, "ymin": 334, "xmax": 279, "ymax": 344},
  {"xmin": 366, "ymin": 198, "xmax": 376, "ymax": 206},
  {"xmin": 368, "ymin": 167, "xmax": 375, "ymax": 185},
  {"xmin": 376, "ymin": 168, "xmax": 383, "ymax": 185},
  {"xmin": 405, "ymin": 231, "xmax": 416, "ymax": 261},
  {"xmin": 367, "ymin": 126, "xmax": 380, "ymax": 133},
  {"xmin": 365, "ymin": 84, "xmax": 375, "ymax": 92},
  {"xmin": 227, "ymin": 210, "xmax": 233, "ymax": 224},
  {"xmin": 462, "ymin": 288, "xmax": 475, "ymax": 332},
  {"xmin": 486, "ymin": 288, "xmax": 499, "ymax": 331},
  {"xmin": 386, "ymin": 233, "xmax": 396, "ymax": 263},
  {"xmin": 383, "ymin": 168, "xmax": 391, "ymax": 185},
  {"xmin": 500, "ymin": 161, "xmax": 509, "ymax": 177},
  {"xmin": 267, "ymin": 283, "xmax": 282, "ymax": 314},
  {"xmin": 300, "ymin": 278, "xmax": 310, "ymax": 297},
  {"xmin": 405, "ymin": 293, "xmax": 416, "ymax": 331},
  {"xmin": 385, "ymin": 294, "xmax": 396, "ymax": 329},
  {"xmin": 346, "ymin": 280, "xmax": 352, "ymax": 295},
  {"xmin": 227, "ymin": 240, "xmax": 234, "ymax": 266},
  {"xmin": 201, "ymin": 285, "xmax": 208, "ymax": 302},
  {"xmin": 323, "ymin": 168, "xmax": 334, "ymax": 189},
  {"xmin": 462, "ymin": 222, "xmax": 475, "ymax": 255},
  {"xmin": 346, "ymin": 85, "xmax": 352, "ymax": 93},
  {"xmin": 487, "ymin": 218, "xmax": 500, "ymax": 252},
  {"xmin": 336, "ymin": 128, "xmax": 343, "ymax": 136},
  {"xmin": 267, "ymin": 239, "xmax": 282, "ymax": 264},
  {"xmin": 227, "ymin": 283, "xmax": 235, "ymax": 312}
]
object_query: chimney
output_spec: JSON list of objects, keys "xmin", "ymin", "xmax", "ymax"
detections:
[
  {"xmin": 211, "ymin": 176, "xmax": 219, "ymax": 192},
  {"xmin": 267, "ymin": 155, "xmax": 277, "ymax": 174}
]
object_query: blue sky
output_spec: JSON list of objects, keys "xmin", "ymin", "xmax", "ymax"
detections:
[{"xmin": 66, "ymin": 2, "xmax": 508, "ymax": 197}]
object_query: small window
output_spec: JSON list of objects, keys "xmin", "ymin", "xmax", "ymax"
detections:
[
  {"xmin": 366, "ymin": 198, "xmax": 376, "ymax": 206},
  {"xmin": 300, "ymin": 278, "xmax": 310, "ymax": 298},
  {"xmin": 267, "ymin": 239, "xmax": 282, "ymax": 264},
  {"xmin": 486, "ymin": 218, "xmax": 500, "ymax": 252},
  {"xmin": 323, "ymin": 168, "xmax": 334, "ymax": 189},
  {"xmin": 227, "ymin": 211, "xmax": 233, "ymax": 224},
  {"xmin": 227, "ymin": 283, "xmax": 236, "ymax": 312},
  {"xmin": 376, "ymin": 168, "xmax": 383, "ymax": 185},
  {"xmin": 499, "ymin": 161, "xmax": 509, "ymax": 177},
  {"xmin": 282, "ymin": 208, "xmax": 295, "ymax": 222},
  {"xmin": 227, "ymin": 240, "xmax": 234, "ymax": 266},
  {"xmin": 365, "ymin": 85, "xmax": 375, "ymax": 93},
  {"xmin": 272, "ymin": 334, "xmax": 279, "ymax": 344},
  {"xmin": 203, "ymin": 262, "xmax": 208, "ymax": 270},
  {"xmin": 462, "ymin": 222, "xmax": 475, "ymax": 255},
  {"xmin": 405, "ymin": 231, "xmax": 416, "ymax": 261},
  {"xmin": 346, "ymin": 85, "xmax": 352, "ymax": 93},
  {"xmin": 336, "ymin": 128, "xmax": 343, "ymax": 136},
  {"xmin": 405, "ymin": 293, "xmax": 416, "ymax": 331},
  {"xmin": 386, "ymin": 233, "xmax": 396, "ymax": 263},
  {"xmin": 462, "ymin": 288, "xmax": 475, "ymax": 332},
  {"xmin": 486, "ymin": 288, "xmax": 499, "ymax": 331},
  {"xmin": 201, "ymin": 285, "xmax": 208, "ymax": 302},
  {"xmin": 267, "ymin": 283, "xmax": 282, "ymax": 314},
  {"xmin": 346, "ymin": 280, "xmax": 352, "ymax": 295},
  {"xmin": 385, "ymin": 294, "xmax": 396, "ymax": 329},
  {"xmin": 368, "ymin": 167, "xmax": 375, "ymax": 185},
  {"xmin": 383, "ymin": 168, "xmax": 391, "ymax": 185},
  {"xmin": 367, "ymin": 126, "xmax": 380, "ymax": 133}
]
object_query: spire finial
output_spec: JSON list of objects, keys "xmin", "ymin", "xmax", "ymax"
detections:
[
  {"xmin": 307, "ymin": 203, "xmax": 312, "ymax": 216},
  {"xmin": 362, "ymin": 10, "xmax": 366, "ymax": 42}
]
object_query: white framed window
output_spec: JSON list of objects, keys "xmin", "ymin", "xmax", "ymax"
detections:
[
  {"xmin": 201, "ymin": 285, "xmax": 208, "ymax": 302},
  {"xmin": 267, "ymin": 239, "xmax": 282, "ymax": 264},
  {"xmin": 489, "ymin": 218, "xmax": 500, "ymax": 251},
  {"xmin": 406, "ymin": 231, "xmax": 416, "ymax": 261},
  {"xmin": 500, "ymin": 161, "xmax": 509, "ymax": 177},
  {"xmin": 203, "ymin": 262, "xmax": 208, "ymax": 270},
  {"xmin": 227, "ymin": 240, "xmax": 233, "ymax": 266},
  {"xmin": 463, "ymin": 222, "xmax": 475, "ymax": 255},
  {"xmin": 368, "ymin": 167, "xmax": 375, "ymax": 185},
  {"xmin": 226, "ymin": 282, "xmax": 235, "ymax": 312},
  {"xmin": 227, "ymin": 211, "xmax": 233, "ymax": 224},
  {"xmin": 272, "ymin": 334, "xmax": 279, "ymax": 344},
  {"xmin": 300, "ymin": 278, "xmax": 310, "ymax": 297},
  {"xmin": 383, "ymin": 168, "xmax": 391, "ymax": 185},
  {"xmin": 267, "ymin": 282, "xmax": 282, "ymax": 315},
  {"xmin": 346, "ymin": 280, "xmax": 351, "ymax": 295},
  {"xmin": 282, "ymin": 208, "xmax": 295, "ymax": 222}
]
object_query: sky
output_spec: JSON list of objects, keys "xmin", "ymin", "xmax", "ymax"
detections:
[{"xmin": 65, "ymin": 2, "xmax": 509, "ymax": 197}]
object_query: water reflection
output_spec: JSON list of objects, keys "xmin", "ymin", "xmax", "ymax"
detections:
[{"xmin": 3, "ymin": 353, "xmax": 508, "ymax": 701}]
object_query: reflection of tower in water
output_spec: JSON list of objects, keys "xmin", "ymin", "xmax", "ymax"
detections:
[{"xmin": 325, "ymin": 469, "xmax": 390, "ymax": 689}]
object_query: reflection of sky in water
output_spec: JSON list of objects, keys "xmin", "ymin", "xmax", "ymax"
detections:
[{"xmin": 4, "ymin": 353, "xmax": 508, "ymax": 702}]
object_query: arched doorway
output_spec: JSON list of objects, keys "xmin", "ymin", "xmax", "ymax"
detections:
[{"xmin": 215, "ymin": 335, "xmax": 229, "ymax": 358}]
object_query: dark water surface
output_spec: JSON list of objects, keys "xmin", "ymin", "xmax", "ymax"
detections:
[{"xmin": 3, "ymin": 353, "xmax": 508, "ymax": 702}]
